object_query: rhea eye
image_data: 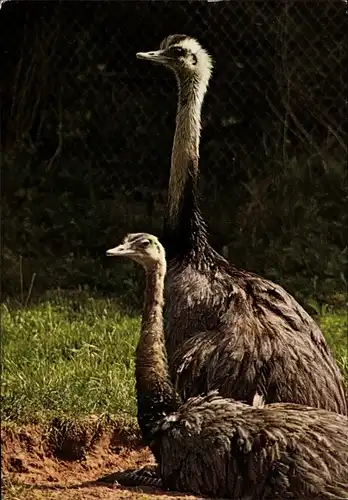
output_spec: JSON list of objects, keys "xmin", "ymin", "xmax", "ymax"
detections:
[
  {"xmin": 170, "ymin": 46, "xmax": 185, "ymax": 56},
  {"xmin": 140, "ymin": 239, "xmax": 151, "ymax": 248}
]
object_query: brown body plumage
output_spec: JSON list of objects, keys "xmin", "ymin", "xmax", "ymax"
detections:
[
  {"xmin": 104, "ymin": 233, "xmax": 348, "ymax": 499},
  {"xmin": 136, "ymin": 34, "xmax": 347, "ymax": 413}
]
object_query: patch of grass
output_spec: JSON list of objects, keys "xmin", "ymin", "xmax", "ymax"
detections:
[
  {"xmin": 1, "ymin": 291, "xmax": 347, "ymax": 425},
  {"xmin": 1, "ymin": 477, "xmax": 33, "ymax": 500},
  {"xmin": 1, "ymin": 291, "xmax": 140, "ymax": 423},
  {"xmin": 319, "ymin": 312, "xmax": 348, "ymax": 382}
]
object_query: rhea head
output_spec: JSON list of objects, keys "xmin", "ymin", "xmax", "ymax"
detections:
[
  {"xmin": 136, "ymin": 34, "xmax": 213, "ymax": 85},
  {"xmin": 106, "ymin": 233, "xmax": 166, "ymax": 271}
]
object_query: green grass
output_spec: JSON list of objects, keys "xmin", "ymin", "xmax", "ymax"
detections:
[
  {"xmin": 1, "ymin": 291, "xmax": 347, "ymax": 424},
  {"xmin": 1, "ymin": 291, "xmax": 140, "ymax": 423},
  {"xmin": 319, "ymin": 313, "xmax": 348, "ymax": 381}
]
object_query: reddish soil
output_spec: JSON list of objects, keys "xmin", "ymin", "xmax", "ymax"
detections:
[{"xmin": 1, "ymin": 421, "xmax": 198, "ymax": 500}]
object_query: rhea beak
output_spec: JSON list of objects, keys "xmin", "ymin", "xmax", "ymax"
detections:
[
  {"xmin": 136, "ymin": 50, "xmax": 169, "ymax": 64},
  {"xmin": 106, "ymin": 244, "xmax": 133, "ymax": 257}
]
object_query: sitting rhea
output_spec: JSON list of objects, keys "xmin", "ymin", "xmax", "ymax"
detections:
[{"xmin": 104, "ymin": 233, "xmax": 348, "ymax": 499}]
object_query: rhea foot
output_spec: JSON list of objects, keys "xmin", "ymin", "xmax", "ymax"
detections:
[{"xmin": 97, "ymin": 464, "xmax": 162, "ymax": 488}]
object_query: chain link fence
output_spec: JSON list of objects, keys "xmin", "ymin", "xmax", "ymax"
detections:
[{"xmin": 2, "ymin": 1, "xmax": 347, "ymax": 305}]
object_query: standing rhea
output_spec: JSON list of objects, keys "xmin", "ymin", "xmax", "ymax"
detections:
[
  {"xmin": 104, "ymin": 233, "xmax": 348, "ymax": 499},
  {"xmin": 136, "ymin": 35, "xmax": 347, "ymax": 413}
]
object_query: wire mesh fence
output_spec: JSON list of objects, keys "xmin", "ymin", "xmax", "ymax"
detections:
[{"xmin": 2, "ymin": 1, "xmax": 347, "ymax": 303}]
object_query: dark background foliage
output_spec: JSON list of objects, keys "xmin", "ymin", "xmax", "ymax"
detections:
[{"xmin": 1, "ymin": 0, "xmax": 347, "ymax": 311}]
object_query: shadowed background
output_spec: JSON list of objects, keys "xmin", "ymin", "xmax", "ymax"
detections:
[{"xmin": 1, "ymin": 0, "xmax": 347, "ymax": 311}]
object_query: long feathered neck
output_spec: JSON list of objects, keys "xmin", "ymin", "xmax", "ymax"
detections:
[
  {"xmin": 163, "ymin": 72, "xmax": 210, "ymax": 261},
  {"xmin": 136, "ymin": 261, "xmax": 181, "ymax": 449},
  {"xmin": 136, "ymin": 262, "xmax": 169, "ymax": 384}
]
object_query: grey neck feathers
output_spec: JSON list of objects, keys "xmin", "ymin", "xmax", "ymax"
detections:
[
  {"xmin": 164, "ymin": 72, "xmax": 210, "ymax": 257},
  {"xmin": 136, "ymin": 262, "xmax": 172, "ymax": 389}
]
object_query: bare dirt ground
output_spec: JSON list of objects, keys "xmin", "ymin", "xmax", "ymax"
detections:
[{"xmin": 1, "ymin": 421, "xmax": 198, "ymax": 500}]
